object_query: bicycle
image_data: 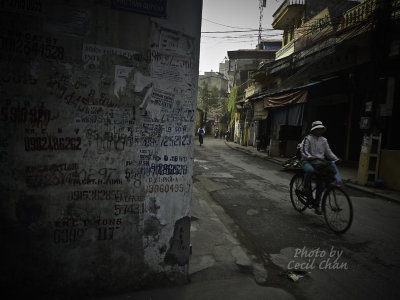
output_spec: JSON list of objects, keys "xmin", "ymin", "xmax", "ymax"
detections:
[{"xmin": 289, "ymin": 162, "xmax": 353, "ymax": 234}]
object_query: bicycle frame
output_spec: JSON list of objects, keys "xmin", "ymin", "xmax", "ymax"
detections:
[{"xmin": 289, "ymin": 170, "xmax": 353, "ymax": 234}]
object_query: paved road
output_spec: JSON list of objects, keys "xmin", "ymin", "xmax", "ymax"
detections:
[{"xmin": 193, "ymin": 136, "xmax": 400, "ymax": 300}]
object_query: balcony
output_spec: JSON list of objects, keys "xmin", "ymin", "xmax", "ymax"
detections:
[
  {"xmin": 337, "ymin": 0, "xmax": 377, "ymax": 32},
  {"xmin": 275, "ymin": 38, "xmax": 295, "ymax": 60},
  {"xmin": 272, "ymin": 0, "xmax": 305, "ymax": 30}
]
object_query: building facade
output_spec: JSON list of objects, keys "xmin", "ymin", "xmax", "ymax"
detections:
[
  {"xmin": 246, "ymin": 0, "xmax": 400, "ymax": 191},
  {"xmin": 227, "ymin": 41, "xmax": 281, "ymax": 146}
]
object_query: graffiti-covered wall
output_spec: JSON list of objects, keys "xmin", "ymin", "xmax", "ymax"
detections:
[{"xmin": 0, "ymin": 0, "xmax": 202, "ymax": 296}]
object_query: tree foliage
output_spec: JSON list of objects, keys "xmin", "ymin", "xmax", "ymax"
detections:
[
  {"xmin": 198, "ymin": 81, "xmax": 220, "ymax": 123},
  {"xmin": 227, "ymin": 86, "xmax": 238, "ymax": 126}
]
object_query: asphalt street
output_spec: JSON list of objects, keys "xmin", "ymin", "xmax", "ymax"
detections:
[{"xmin": 193, "ymin": 136, "xmax": 400, "ymax": 300}]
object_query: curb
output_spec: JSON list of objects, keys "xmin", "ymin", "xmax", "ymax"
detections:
[
  {"xmin": 343, "ymin": 183, "xmax": 400, "ymax": 204},
  {"xmin": 224, "ymin": 141, "xmax": 400, "ymax": 205}
]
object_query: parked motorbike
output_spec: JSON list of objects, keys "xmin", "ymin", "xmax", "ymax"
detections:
[
  {"xmin": 256, "ymin": 136, "xmax": 268, "ymax": 152},
  {"xmin": 282, "ymin": 144, "xmax": 302, "ymax": 171}
]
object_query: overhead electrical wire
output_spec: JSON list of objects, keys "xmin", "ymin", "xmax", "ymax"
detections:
[
  {"xmin": 201, "ymin": 34, "xmax": 283, "ymax": 44},
  {"xmin": 201, "ymin": 21, "xmax": 281, "ymax": 43},
  {"xmin": 202, "ymin": 29, "xmax": 277, "ymax": 33},
  {"xmin": 200, "ymin": 1, "xmax": 390, "ymax": 73},
  {"xmin": 202, "ymin": 18, "xmax": 255, "ymax": 30},
  {"xmin": 202, "ymin": 0, "xmax": 390, "ymax": 39},
  {"xmin": 200, "ymin": 1, "xmax": 384, "ymax": 47},
  {"xmin": 202, "ymin": 32, "xmax": 283, "ymax": 38},
  {"xmin": 201, "ymin": 17, "xmax": 279, "ymax": 32},
  {"xmin": 200, "ymin": 14, "xmax": 282, "ymax": 47}
]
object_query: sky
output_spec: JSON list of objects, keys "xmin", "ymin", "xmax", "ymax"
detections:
[{"xmin": 199, "ymin": 0, "xmax": 284, "ymax": 74}]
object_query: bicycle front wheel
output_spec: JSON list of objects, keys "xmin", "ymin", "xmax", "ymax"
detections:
[
  {"xmin": 289, "ymin": 173, "xmax": 307, "ymax": 212},
  {"xmin": 322, "ymin": 186, "xmax": 353, "ymax": 233}
]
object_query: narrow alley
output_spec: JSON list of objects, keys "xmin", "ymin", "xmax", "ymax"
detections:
[{"xmin": 190, "ymin": 136, "xmax": 400, "ymax": 300}]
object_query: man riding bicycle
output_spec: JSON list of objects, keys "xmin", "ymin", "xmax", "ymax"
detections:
[{"xmin": 300, "ymin": 121, "xmax": 340, "ymax": 215}]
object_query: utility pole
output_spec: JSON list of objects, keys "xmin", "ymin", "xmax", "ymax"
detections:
[{"xmin": 258, "ymin": 0, "xmax": 267, "ymax": 49}]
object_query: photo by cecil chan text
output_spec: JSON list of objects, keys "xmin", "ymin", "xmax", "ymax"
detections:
[{"xmin": 288, "ymin": 246, "xmax": 349, "ymax": 271}]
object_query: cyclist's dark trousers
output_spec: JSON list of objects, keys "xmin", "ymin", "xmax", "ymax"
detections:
[
  {"xmin": 301, "ymin": 160, "xmax": 325, "ymax": 207},
  {"xmin": 199, "ymin": 135, "xmax": 203, "ymax": 145}
]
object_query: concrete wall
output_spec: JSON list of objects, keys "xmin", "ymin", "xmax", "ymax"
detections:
[{"xmin": 0, "ymin": 0, "xmax": 202, "ymax": 297}]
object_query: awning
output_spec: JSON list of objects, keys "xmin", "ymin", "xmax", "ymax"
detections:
[
  {"xmin": 247, "ymin": 75, "xmax": 338, "ymax": 103},
  {"xmin": 264, "ymin": 89, "xmax": 307, "ymax": 108}
]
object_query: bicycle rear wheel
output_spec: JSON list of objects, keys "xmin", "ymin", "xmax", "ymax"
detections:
[
  {"xmin": 289, "ymin": 174, "xmax": 307, "ymax": 212},
  {"xmin": 322, "ymin": 186, "xmax": 353, "ymax": 233}
]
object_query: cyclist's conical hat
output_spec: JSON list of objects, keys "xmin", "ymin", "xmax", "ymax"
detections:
[{"xmin": 310, "ymin": 121, "xmax": 326, "ymax": 132}]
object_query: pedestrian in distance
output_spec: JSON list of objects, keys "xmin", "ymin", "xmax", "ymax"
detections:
[
  {"xmin": 226, "ymin": 129, "xmax": 230, "ymax": 141},
  {"xmin": 214, "ymin": 128, "xmax": 219, "ymax": 139},
  {"xmin": 300, "ymin": 121, "xmax": 340, "ymax": 215},
  {"xmin": 197, "ymin": 125, "xmax": 205, "ymax": 146}
]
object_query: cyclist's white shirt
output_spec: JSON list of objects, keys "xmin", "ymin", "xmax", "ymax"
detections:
[{"xmin": 300, "ymin": 134, "xmax": 338, "ymax": 162}]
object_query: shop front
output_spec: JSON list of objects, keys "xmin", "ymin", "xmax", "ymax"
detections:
[
  {"xmin": 252, "ymin": 101, "xmax": 269, "ymax": 150},
  {"xmin": 264, "ymin": 89, "xmax": 307, "ymax": 157}
]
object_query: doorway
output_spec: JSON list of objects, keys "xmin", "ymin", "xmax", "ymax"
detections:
[{"xmin": 316, "ymin": 103, "xmax": 347, "ymax": 159}]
